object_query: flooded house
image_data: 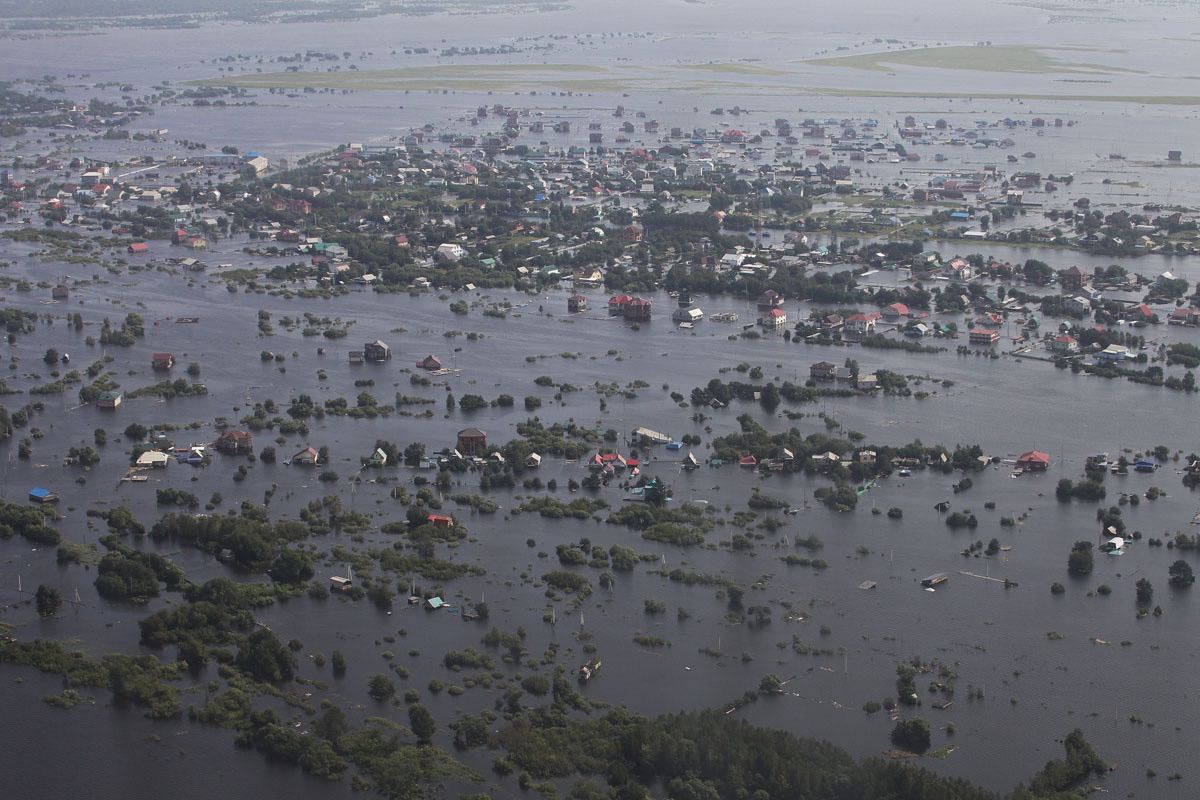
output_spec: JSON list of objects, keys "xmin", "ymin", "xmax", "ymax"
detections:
[
  {"xmin": 291, "ymin": 446, "xmax": 319, "ymax": 465},
  {"xmin": 363, "ymin": 340, "xmax": 392, "ymax": 362},
  {"xmin": 457, "ymin": 427, "xmax": 488, "ymax": 457},
  {"xmin": 567, "ymin": 294, "xmax": 588, "ymax": 313},
  {"xmin": 756, "ymin": 289, "xmax": 784, "ymax": 311},
  {"xmin": 151, "ymin": 352, "xmax": 175, "ymax": 370},
  {"xmin": 943, "ymin": 258, "xmax": 973, "ymax": 282},
  {"xmin": 608, "ymin": 294, "xmax": 631, "ymax": 316},
  {"xmin": 1097, "ymin": 344, "xmax": 1131, "ymax": 363},
  {"xmin": 1122, "ymin": 304, "xmax": 1156, "ymax": 324},
  {"xmin": 623, "ymin": 297, "xmax": 652, "ymax": 322},
  {"xmin": 632, "ymin": 426, "xmax": 672, "ymax": 446},
  {"xmin": 1059, "ymin": 265, "xmax": 1087, "ymax": 291},
  {"xmin": 416, "ymin": 354, "xmax": 443, "ymax": 370},
  {"xmin": 843, "ymin": 312, "xmax": 878, "ymax": 342},
  {"xmin": 905, "ymin": 322, "xmax": 932, "ymax": 338},
  {"xmin": 881, "ymin": 302, "xmax": 909, "ymax": 323},
  {"xmin": 810, "ymin": 361, "xmax": 837, "ymax": 380},
  {"xmin": 97, "ymin": 390, "xmax": 123, "ymax": 408},
  {"xmin": 28, "ymin": 487, "xmax": 58, "ymax": 504},
  {"xmin": 135, "ymin": 450, "xmax": 170, "ymax": 469},
  {"xmin": 759, "ymin": 307, "xmax": 787, "ymax": 329},
  {"xmin": 1168, "ymin": 307, "xmax": 1200, "ymax": 327},
  {"xmin": 215, "ymin": 429, "xmax": 253, "ymax": 455},
  {"xmin": 1016, "ymin": 451, "xmax": 1051, "ymax": 471},
  {"xmin": 968, "ymin": 328, "xmax": 999, "ymax": 346},
  {"xmin": 1050, "ymin": 334, "xmax": 1079, "ymax": 354}
]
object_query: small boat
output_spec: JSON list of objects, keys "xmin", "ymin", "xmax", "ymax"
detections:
[{"xmin": 921, "ymin": 572, "xmax": 950, "ymax": 589}]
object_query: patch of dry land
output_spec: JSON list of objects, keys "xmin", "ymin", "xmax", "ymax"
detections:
[
  {"xmin": 804, "ymin": 44, "xmax": 1142, "ymax": 75},
  {"xmin": 195, "ymin": 63, "xmax": 646, "ymax": 93},
  {"xmin": 193, "ymin": 59, "xmax": 1200, "ymax": 104}
]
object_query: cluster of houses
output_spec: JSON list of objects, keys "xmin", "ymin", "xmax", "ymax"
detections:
[
  {"xmin": 810, "ymin": 361, "xmax": 881, "ymax": 392},
  {"xmin": 0, "ymin": 148, "xmax": 270, "ymax": 250},
  {"xmin": 2, "ymin": 98, "xmax": 1197, "ymax": 303}
]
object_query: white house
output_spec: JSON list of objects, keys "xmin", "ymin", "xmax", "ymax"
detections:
[{"xmin": 435, "ymin": 243, "xmax": 467, "ymax": 263}]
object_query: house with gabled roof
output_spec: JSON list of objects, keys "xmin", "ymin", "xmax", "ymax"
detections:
[{"xmin": 881, "ymin": 302, "xmax": 909, "ymax": 323}]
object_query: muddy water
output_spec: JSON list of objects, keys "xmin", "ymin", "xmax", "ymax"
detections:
[{"xmin": 0, "ymin": 235, "xmax": 1197, "ymax": 797}]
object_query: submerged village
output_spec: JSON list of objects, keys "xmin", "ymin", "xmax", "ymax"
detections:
[{"xmin": 6, "ymin": 46, "xmax": 1200, "ymax": 800}]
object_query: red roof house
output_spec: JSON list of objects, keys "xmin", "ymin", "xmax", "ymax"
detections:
[
  {"xmin": 608, "ymin": 294, "xmax": 632, "ymax": 316},
  {"xmin": 1016, "ymin": 450, "xmax": 1051, "ymax": 471}
]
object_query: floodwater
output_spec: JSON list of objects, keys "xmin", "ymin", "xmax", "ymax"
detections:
[
  {"xmin": 2, "ymin": 1, "xmax": 1200, "ymax": 797},
  {"xmin": 1, "ymin": 234, "xmax": 1199, "ymax": 797}
]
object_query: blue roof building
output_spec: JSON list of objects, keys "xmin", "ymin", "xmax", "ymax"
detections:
[{"xmin": 29, "ymin": 487, "xmax": 57, "ymax": 503}]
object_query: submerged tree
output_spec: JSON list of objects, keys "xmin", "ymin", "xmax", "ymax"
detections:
[{"xmin": 35, "ymin": 584, "xmax": 62, "ymax": 617}]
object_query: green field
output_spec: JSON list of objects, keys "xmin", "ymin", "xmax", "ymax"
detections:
[
  {"xmin": 678, "ymin": 62, "xmax": 789, "ymax": 76},
  {"xmin": 191, "ymin": 59, "xmax": 1200, "ymax": 105},
  {"xmin": 804, "ymin": 45, "xmax": 1142, "ymax": 75}
]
